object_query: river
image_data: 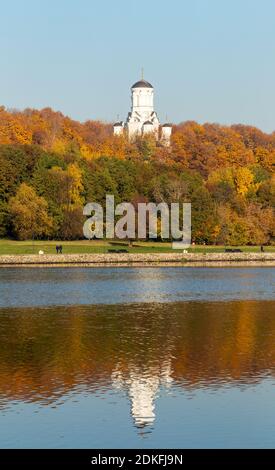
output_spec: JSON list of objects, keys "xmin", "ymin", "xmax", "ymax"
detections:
[{"xmin": 0, "ymin": 267, "xmax": 274, "ymax": 448}]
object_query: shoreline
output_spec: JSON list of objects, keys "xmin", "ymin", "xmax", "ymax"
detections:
[{"xmin": 0, "ymin": 252, "xmax": 274, "ymax": 267}]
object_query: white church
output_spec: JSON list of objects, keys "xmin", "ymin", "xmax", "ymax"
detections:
[{"xmin": 113, "ymin": 76, "xmax": 172, "ymax": 146}]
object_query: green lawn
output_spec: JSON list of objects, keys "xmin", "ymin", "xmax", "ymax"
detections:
[{"xmin": 0, "ymin": 239, "xmax": 274, "ymax": 255}]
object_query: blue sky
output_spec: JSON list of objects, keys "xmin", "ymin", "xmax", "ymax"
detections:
[{"xmin": 1, "ymin": 0, "xmax": 275, "ymax": 132}]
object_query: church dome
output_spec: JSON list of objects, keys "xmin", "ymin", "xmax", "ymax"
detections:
[
  {"xmin": 132, "ymin": 79, "xmax": 153, "ymax": 89},
  {"xmin": 143, "ymin": 121, "xmax": 153, "ymax": 125}
]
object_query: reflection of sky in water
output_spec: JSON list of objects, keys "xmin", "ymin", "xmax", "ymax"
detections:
[
  {"xmin": 0, "ymin": 267, "xmax": 274, "ymax": 307},
  {"xmin": 1, "ymin": 374, "xmax": 275, "ymax": 448}
]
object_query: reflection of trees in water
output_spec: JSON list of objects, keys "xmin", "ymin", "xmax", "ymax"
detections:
[{"xmin": 0, "ymin": 301, "xmax": 274, "ymax": 418}]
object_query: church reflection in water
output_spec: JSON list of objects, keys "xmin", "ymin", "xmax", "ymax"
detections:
[
  {"xmin": 112, "ymin": 360, "xmax": 173, "ymax": 429},
  {"xmin": 0, "ymin": 300, "xmax": 275, "ymax": 430}
]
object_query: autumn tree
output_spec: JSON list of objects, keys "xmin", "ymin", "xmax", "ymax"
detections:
[
  {"xmin": 8, "ymin": 183, "xmax": 53, "ymax": 240},
  {"xmin": 0, "ymin": 106, "xmax": 274, "ymax": 245}
]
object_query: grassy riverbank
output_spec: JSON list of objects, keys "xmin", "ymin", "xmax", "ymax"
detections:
[{"xmin": 0, "ymin": 239, "xmax": 274, "ymax": 256}]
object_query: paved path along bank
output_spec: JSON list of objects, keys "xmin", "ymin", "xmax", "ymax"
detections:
[{"xmin": 0, "ymin": 252, "xmax": 274, "ymax": 266}]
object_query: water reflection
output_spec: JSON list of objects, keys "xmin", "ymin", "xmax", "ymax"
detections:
[
  {"xmin": 112, "ymin": 361, "xmax": 173, "ymax": 429},
  {"xmin": 0, "ymin": 266, "xmax": 274, "ymax": 307},
  {"xmin": 0, "ymin": 300, "xmax": 274, "ymax": 433}
]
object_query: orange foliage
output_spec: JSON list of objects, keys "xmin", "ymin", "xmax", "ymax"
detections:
[{"xmin": 0, "ymin": 106, "xmax": 274, "ymax": 174}]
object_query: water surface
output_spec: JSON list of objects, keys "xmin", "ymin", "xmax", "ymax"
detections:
[
  {"xmin": 0, "ymin": 266, "xmax": 274, "ymax": 307},
  {"xmin": 0, "ymin": 267, "xmax": 274, "ymax": 448}
]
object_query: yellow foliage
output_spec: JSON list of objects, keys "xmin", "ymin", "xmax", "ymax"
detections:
[
  {"xmin": 67, "ymin": 163, "xmax": 84, "ymax": 206},
  {"xmin": 8, "ymin": 183, "xmax": 53, "ymax": 240},
  {"xmin": 207, "ymin": 168, "xmax": 235, "ymax": 187},
  {"xmin": 234, "ymin": 167, "xmax": 256, "ymax": 196},
  {"xmin": 51, "ymin": 139, "xmax": 67, "ymax": 154},
  {"xmin": 80, "ymin": 144, "xmax": 94, "ymax": 160}
]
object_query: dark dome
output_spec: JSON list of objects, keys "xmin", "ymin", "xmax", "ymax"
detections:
[
  {"xmin": 132, "ymin": 79, "xmax": 153, "ymax": 89},
  {"xmin": 162, "ymin": 123, "xmax": 172, "ymax": 127},
  {"xmin": 143, "ymin": 121, "xmax": 153, "ymax": 125}
]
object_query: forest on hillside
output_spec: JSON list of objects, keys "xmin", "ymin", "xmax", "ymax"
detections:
[{"xmin": 0, "ymin": 106, "xmax": 274, "ymax": 244}]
